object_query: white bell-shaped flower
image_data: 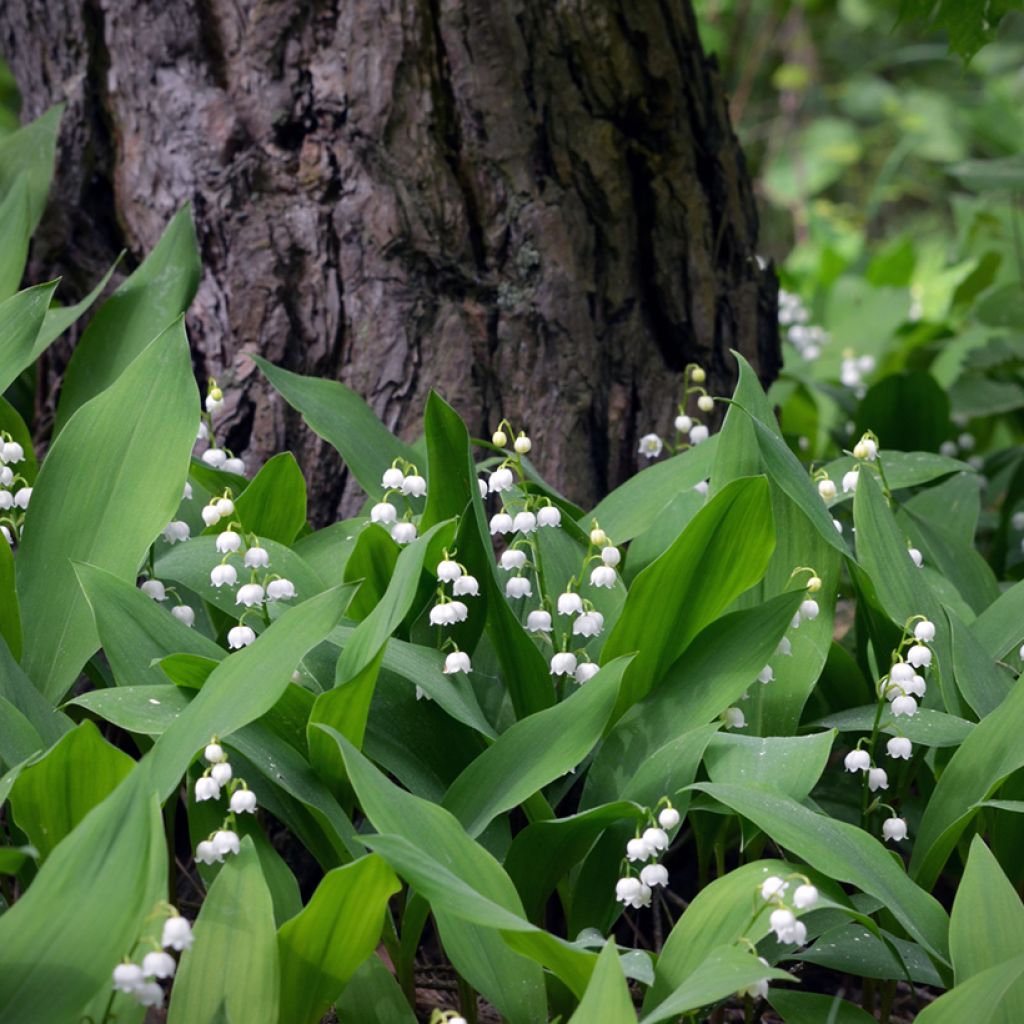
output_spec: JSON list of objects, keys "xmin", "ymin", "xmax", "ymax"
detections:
[
  {"xmin": 908, "ymin": 548, "xmax": 923, "ymax": 568},
  {"xmin": 526, "ymin": 609, "xmax": 552, "ymax": 633},
  {"xmin": 211, "ymin": 762, "xmax": 233, "ymax": 786},
  {"xmin": 575, "ymin": 662, "xmax": 600, "ymax": 684},
  {"xmin": 842, "ymin": 469, "xmax": 859, "ymax": 493},
  {"xmin": 488, "ymin": 467, "xmax": 515, "ymax": 493},
  {"xmin": 760, "ymin": 876, "xmax": 787, "ymax": 901},
  {"xmin": 776, "ymin": 637, "xmax": 792, "ymax": 656},
  {"xmin": 723, "ymin": 707, "xmax": 746, "ymax": 729},
  {"xmin": 640, "ymin": 863, "xmax": 669, "ymax": 888},
  {"xmin": 489, "ymin": 512, "xmax": 514, "ymax": 535},
  {"xmin": 206, "ymin": 392, "xmax": 224, "ymax": 413},
  {"xmin": 792, "ymin": 883, "xmax": 818, "ymax": 910},
  {"xmin": 674, "ymin": 414, "xmax": 692, "ymax": 433},
  {"xmin": 141, "ymin": 579, "xmax": 166, "ymax": 602},
  {"xmin": 642, "ymin": 827, "xmax": 669, "ymax": 852},
  {"xmin": 689, "ymin": 424, "xmax": 710, "ymax": 445},
  {"xmin": 658, "ymin": 807, "xmax": 680, "ymax": 830},
  {"xmin": 202, "ymin": 448, "xmax": 228, "ymax": 468},
  {"xmin": 444, "ymin": 650, "xmax": 472, "ymax": 675},
  {"xmin": 437, "ymin": 559, "xmax": 462, "ymax": 582},
  {"xmin": 201, "ymin": 504, "xmax": 221, "ymax": 527},
  {"xmin": 1, "ymin": 441, "xmax": 25, "ymax": 463},
  {"xmin": 244, "ymin": 546, "xmax": 270, "ymax": 568},
  {"xmin": 0, "ymin": 491, "xmax": 11, "ymax": 510},
  {"xmin": 697, "ymin": 394, "xmax": 715, "ymax": 413},
  {"xmin": 429, "ymin": 603, "xmax": 454, "ymax": 626},
  {"xmin": 882, "ymin": 816, "xmax": 908, "ymax": 842},
  {"xmin": 868, "ymin": 767, "xmax": 889, "ymax": 792},
  {"xmin": 537, "ymin": 505, "xmax": 561, "ymax": 527},
  {"xmin": 625, "ymin": 838, "xmax": 651, "ymax": 862},
  {"xmin": 739, "ymin": 959, "xmax": 771, "ymax": 1001},
  {"xmin": 210, "ymin": 563, "xmax": 237, "ymax": 588},
  {"xmin": 215, "ymin": 497, "xmax": 235, "ymax": 517},
  {"xmin": 196, "ymin": 839, "xmax": 220, "ymax": 864},
  {"xmin": 400, "ymin": 473, "xmax": 427, "ymax": 497},
  {"xmin": 13, "ymin": 487, "xmax": 30, "ymax": 509},
  {"xmin": 391, "ymin": 521, "xmax": 417, "ymax": 545},
  {"xmin": 799, "ymin": 598, "xmax": 819, "ymax": 622},
  {"xmin": 557, "ymin": 592, "xmax": 583, "ymax": 616},
  {"xmin": 914, "ymin": 619, "xmax": 935, "ymax": 642},
  {"xmin": 135, "ymin": 981, "xmax": 164, "ymax": 1008},
  {"xmin": 853, "ymin": 437, "xmax": 878, "ymax": 461},
  {"xmin": 906, "ymin": 644, "xmax": 931, "ymax": 669},
  {"xmin": 615, "ymin": 876, "xmax": 643, "ymax": 904},
  {"xmin": 161, "ymin": 916, "xmax": 194, "ymax": 951},
  {"xmin": 450, "ymin": 600, "xmax": 468, "ymax": 623},
  {"xmin": 227, "ymin": 624, "xmax": 256, "ymax": 649},
  {"xmin": 223, "ymin": 457, "xmax": 246, "ymax": 476},
  {"xmin": 171, "ymin": 604, "xmax": 196, "ymax": 627},
  {"xmin": 891, "ymin": 694, "xmax": 918, "ymax": 717},
  {"xmin": 573, "ymin": 611, "xmax": 604, "ymax": 637},
  {"xmin": 142, "ymin": 950, "xmax": 176, "ymax": 979},
  {"xmin": 890, "ymin": 662, "xmax": 914, "ymax": 684},
  {"xmin": 757, "ymin": 665, "xmax": 774, "ymax": 684},
  {"xmin": 216, "ymin": 530, "xmax": 241, "ymax": 554},
  {"xmin": 162, "ymin": 520, "xmax": 190, "ymax": 544},
  {"xmin": 267, "ymin": 578, "xmax": 297, "ymax": 601},
  {"xmin": 453, "ymin": 574, "xmax": 480, "ymax": 597},
  {"xmin": 230, "ymin": 789, "xmax": 258, "ymax": 814},
  {"xmin": 371, "ymin": 501, "xmax": 397, "ymax": 524},
  {"xmin": 590, "ymin": 565, "xmax": 617, "ymax": 588},
  {"xmin": 600, "ymin": 546, "xmax": 621, "ymax": 567},
  {"xmin": 500, "ymin": 549, "xmax": 527, "ymax": 571},
  {"xmin": 904, "ymin": 674, "xmax": 926, "ymax": 698},
  {"xmin": 506, "ymin": 576, "xmax": 532, "ymax": 599},
  {"xmin": 550, "ymin": 651, "xmax": 578, "ymax": 676},
  {"xmin": 204, "ymin": 742, "xmax": 226, "ymax": 763},
  {"xmin": 382, "ymin": 467, "xmax": 405, "ymax": 490},
  {"xmin": 236, "ymin": 583, "xmax": 265, "ymax": 607},
  {"xmin": 513, "ymin": 511, "xmax": 537, "ymax": 534},
  {"xmin": 844, "ymin": 749, "xmax": 870, "ymax": 773},
  {"xmin": 0, "ymin": 465, "xmax": 11, "ymax": 485},
  {"xmin": 770, "ymin": 908, "xmax": 797, "ymax": 943},
  {"xmin": 886, "ymin": 736, "xmax": 912, "ymax": 760},
  {"xmin": 195, "ymin": 776, "xmax": 220, "ymax": 802},
  {"xmin": 694, "ymin": 479, "xmax": 709, "ymax": 496},
  {"xmin": 638, "ymin": 433, "xmax": 663, "ymax": 459},
  {"xmin": 112, "ymin": 963, "xmax": 145, "ymax": 993},
  {"xmin": 212, "ymin": 829, "xmax": 241, "ymax": 858}
]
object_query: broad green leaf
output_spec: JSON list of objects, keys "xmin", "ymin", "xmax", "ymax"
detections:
[
  {"xmin": 0, "ymin": 845, "xmax": 33, "ymax": 875},
  {"xmin": 813, "ymin": 705, "xmax": 972, "ymax": 747},
  {"xmin": 0, "ymin": 767, "xmax": 167, "ymax": 1022},
  {"xmin": 793, "ymin": 922, "xmax": 943, "ymax": 986},
  {"xmin": 75, "ymin": 562, "xmax": 224, "ymax": 688},
  {"xmin": 168, "ymin": 837, "xmax": 279, "ymax": 1024},
  {"xmin": 693, "ymin": 783, "xmax": 950, "ymax": 962},
  {"xmin": 68, "ymin": 684, "xmax": 192, "ymax": 734},
  {"xmin": 292, "ymin": 519, "xmax": 361, "ymax": 588},
  {"xmin": 278, "ymin": 855, "xmax": 401, "ymax": 1024},
  {"xmin": 54, "ymin": 206, "xmax": 200, "ymax": 432},
  {"xmin": 768, "ymin": 990, "xmax": 878, "ymax": 1024},
  {"xmin": 855, "ymin": 372, "xmax": 951, "ymax": 452},
  {"xmin": 602, "ymin": 476, "xmax": 776, "ymax": 716},
  {"xmin": 335, "ymin": 955, "xmax": 417, "ymax": 1023},
  {"xmin": 824, "ymin": 452, "xmax": 972, "ymax": 502},
  {"xmin": 0, "ymin": 528, "xmax": 21, "ymax": 659},
  {"xmin": 0, "ymin": 694, "xmax": 45, "ymax": 771},
  {"xmin": 640, "ymin": 945, "xmax": 793, "ymax": 1024},
  {"xmin": 946, "ymin": 608, "xmax": 1011, "ymax": 718},
  {"xmin": 343, "ymin": 522, "xmax": 400, "ymax": 619},
  {"xmin": 0, "ymin": 174, "xmax": 31, "ymax": 299},
  {"xmin": 972, "ymin": 577, "xmax": 1024, "ymax": 661},
  {"xmin": 587, "ymin": 438, "xmax": 718, "ymax": 543},
  {"xmin": 0, "ymin": 280, "xmax": 59, "ymax": 394},
  {"xmin": 0, "ymin": 105, "xmax": 60, "ymax": 231},
  {"xmin": 9, "ymin": 721, "xmax": 133, "ymax": 859},
  {"xmin": 443, "ymin": 657, "xmax": 628, "ymax": 837},
  {"xmin": 0, "ymin": 637, "xmax": 70, "ymax": 748},
  {"xmin": 34, "ymin": 255, "xmax": 123, "ymax": 355},
  {"xmin": 911, "ymin": 673, "xmax": 1024, "ymax": 889},
  {"xmin": 253, "ymin": 355, "xmax": 419, "ymax": 498},
  {"xmin": 17, "ymin": 319, "xmax": 198, "ymax": 701},
  {"xmin": 327, "ymin": 728, "xmax": 548, "ymax": 1022},
  {"xmin": 568, "ymin": 940, "xmax": 637, "ymax": 1024},
  {"xmin": 914, "ymin": 956, "xmax": 1024, "ymax": 1024},
  {"xmin": 421, "ymin": 390, "xmax": 476, "ymax": 529},
  {"xmin": 704, "ymin": 731, "xmax": 835, "ymax": 802},
  {"xmin": 149, "ymin": 585, "xmax": 352, "ymax": 799},
  {"xmin": 949, "ymin": 836, "xmax": 1024, "ymax": 1023},
  {"xmin": 232, "ymin": 451, "xmax": 308, "ymax": 544}
]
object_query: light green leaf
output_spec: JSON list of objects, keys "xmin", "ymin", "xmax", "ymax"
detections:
[
  {"xmin": 232, "ymin": 451, "xmax": 308, "ymax": 544},
  {"xmin": 17, "ymin": 319, "xmax": 198, "ymax": 701},
  {"xmin": 0, "ymin": 634, "xmax": 70, "ymax": 749},
  {"xmin": 168, "ymin": 837, "xmax": 279, "ymax": 1024},
  {"xmin": 335, "ymin": 955, "xmax": 417, "ymax": 1023},
  {"xmin": 0, "ymin": 105, "xmax": 61, "ymax": 230},
  {"xmin": 704, "ymin": 731, "xmax": 835, "ymax": 802},
  {"xmin": 768, "ymin": 990, "xmax": 878, "ymax": 1024},
  {"xmin": 278, "ymin": 855, "xmax": 401, "ymax": 1024},
  {"xmin": 568, "ymin": 940, "xmax": 637, "ymax": 1023},
  {"xmin": 0, "ymin": 174, "xmax": 31, "ymax": 300},
  {"xmin": 0, "ymin": 280, "xmax": 60, "ymax": 394},
  {"xmin": 54, "ymin": 205, "xmax": 200, "ymax": 432},
  {"xmin": 68, "ymin": 684, "xmax": 192, "ymax": 734},
  {"xmin": 0, "ymin": 522, "xmax": 21, "ymax": 659},
  {"xmin": 971, "ymin": 577, "xmax": 1024, "ymax": 661},
  {"xmin": 34, "ymin": 255, "xmax": 123, "ymax": 355},
  {"xmin": 914, "ymin": 956, "xmax": 1024, "ymax": 1024},
  {"xmin": 813, "ymin": 705, "xmax": 972, "ymax": 747}
]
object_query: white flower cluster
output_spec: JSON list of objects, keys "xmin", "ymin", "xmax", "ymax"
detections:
[
  {"xmin": 374, "ymin": 461, "xmax": 427, "ymax": 544},
  {"xmin": 0, "ymin": 435, "xmax": 30, "ymax": 545},
  {"xmin": 110, "ymin": 910, "xmax": 194, "ymax": 1009},
  {"xmin": 779, "ymin": 289, "xmax": 829, "ymax": 361},
  {"xmin": 840, "ymin": 350, "xmax": 876, "ymax": 396},
  {"xmin": 638, "ymin": 365, "xmax": 714, "ymax": 463},
  {"xmin": 422, "ymin": 551, "xmax": 480, "ymax": 697},
  {"xmin": 194, "ymin": 740, "xmax": 256, "ymax": 864},
  {"xmin": 615, "ymin": 804, "xmax": 680, "ymax": 910},
  {"xmin": 197, "ymin": 380, "xmax": 247, "ymax": 477},
  {"xmin": 761, "ymin": 873, "xmax": 818, "ymax": 948}
]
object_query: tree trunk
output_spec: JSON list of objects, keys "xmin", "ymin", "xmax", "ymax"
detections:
[{"xmin": 1, "ymin": 0, "xmax": 777, "ymax": 523}]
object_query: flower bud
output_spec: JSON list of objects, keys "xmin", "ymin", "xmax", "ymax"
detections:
[
  {"xmin": 204, "ymin": 742, "xmax": 226, "ymax": 763},
  {"xmin": 909, "ymin": 547, "xmax": 923, "ymax": 567},
  {"xmin": 492, "ymin": 429, "xmax": 508, "ymax": 447},
  {"xmin": 818, "ymin": 479, "xmax": 837, "ymax": 501},
  {"xmin": 697, "ymin": 395, "xmax": 714, "ymax": 413},
  {"xmin": 689, "ymin": 424, "xmax": 710, "ymax": 445},
  {"xmin": 514, "ymin": 434, "xmax": 532, "ymax": 454},
  {"xmin": 842, "ymin": 469, "xmax": 859, "ymax": 493},
  {"xmin": 658, "ymin": 807, "xmax": 681, "ymax": 830},
  {"xmin": 793, "ymin": 884, "xmax": 819, "ymax": 910},
  {"xmin": 601, "ymin": 546, "xmax": 621, "ymax": 567},
  {"xmin": 201, "ymin": 504, "xmax": 221, "ymax": 527},
  {"xmin": 807, "ymin": 576, "xmax": 822, "ymax": 592},
  {"xmin": 171, "ymin": 604, "xmax": 196, "ymax": 627},
  {"xmin": 691, "ymin": 366, "xmax": 706, "ymax": 384},
  {"xmin": 589, "ymin": 527, "xmax": 608, "ymax": 547},
  {"xmin": 674, "ymin": 414, "xmax": 693, "ymax": 433},
  {"xmin": 761, "ymin": 876, "xmax": 786, "ymax": 901},
  {"xmin": 202, "ymin": 448, "xmax": 227, "ymax": 468}
]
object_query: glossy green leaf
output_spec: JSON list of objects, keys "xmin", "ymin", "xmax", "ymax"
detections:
[
  {"xmin": 0, "ymin": 637, "xmax": 70, "ymax": 748},
  {"xmin": 0, "ymin": 174, "xmax": 31, "ymax": 300},
  {"xmin": 704, "ymin": 731, "xmax": 835, "ymax": 802},
  {"xmin": 9, "ymin": 721, "xmax": 133, "ymax": 859},
  {"xmin": 602, "ymin": 476, "xmax": 776, "ymax": 716},
  {"xmin": 693, "ymin": 782, "xmax": 950, "ymax": 962},
  {"xmin": 768, "ymin": 990, "xmax": 878, "ymax": 1024},
  {"xmin": 0, "ymin": 280, "xmax": 59, "ymax": 394},
  {"xmin": 568, "ymin": 940, "xmax": 637, "ymax": 1024},
  {"xmin": 971, "ymin": 577, "xmax": 1024, "ymax": 661},
  {"xmin": 914, "ymin": 956, "xmax": 1024, "ymax": 1024},
  {"xmin": 326, "ymin": 728, "xmax": 548, "ymax": 1022},
  {"xmin": 793, "ymin": 922, "xmax": 943, "ymax": 986},
  {"xmin": 168, "ymin": 837, "xmax": 279, "ymax": 1024},
  {"xmin": 946, "ymin": 608, "xmax": 1011, "ymax": 718},
  {"xmin": 68, "ymin": 684, "xmax": 192, "ymax": 734},
  {"xmin": 232, "ymin": 451, "xmax": 308, "ymax": 544},
  {"xmin": 54, "ymin": 205, "xmax": 200, "ymax": 432},
  {"xmin": 253, "ymin": 355, "xmax": 419, "ymax": 498},
  {"xmin": 0, "ymin": 767, "xmax": 167, "ymax": 1022},
  {"xmin": 948, "ymin": 837, "xmax": 1024, "ymax": 1021},
  {"xmin": 278, "ymin": 855, "xmax": 401, "ymax": 1024},
  {"xmin": 0, "ymin": 104, "xmax": 60, "ymax": 231},
  {"xmin": 34, "ymin": 255, "xmax": 123, "ymax": 355},
  {"xmin": 813, "ymin": 705, "xmax": 973, "ymax": 747},
  {"xmin": 0, "ymin": 528, "xmax": 21, "ymax": 659},
  {"xmin": 0, "ymin": 694, "xmax": 45, "ymax": 771},
  {"xmin": 911, "ymin": 673, "xmax": 1024, "ymax": 889},
  {"xmin": 17, "ymin": 319, "xmax": 198, "ymax": 701},
  {"xmin": 443, "ymin": 657, "xmax": 628, "ymax": 837}
]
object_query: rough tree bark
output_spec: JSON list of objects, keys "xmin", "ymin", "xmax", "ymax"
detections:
[{"xmin": 1, "ymin": 0, "xmax": 778, "ymax": 522}]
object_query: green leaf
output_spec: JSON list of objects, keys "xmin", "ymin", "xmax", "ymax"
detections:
[
  {"xmin": 768, "ymin": 990, "xmax": 878, "ymax": 1024},
  {"xmin": 0, "ymin": 767, "xmax": 167, "ymax": 1022},
  {"xmin": 54, "ymin": 205, "xmax": 200, "ymax": 432},
  {"xmin": 640, "ymin": 945, "xmax": 793, "ymax": 1024},
  {"xmin": 17, "ymin": 319, "xmax": 198, "ymax": 702},
  {"xmin": 813, "ymin": 705, "xmax": 973, "ymax": 747},
  {"xmin": 793, "ymin": 922, "xmax": 943, "ymax": 986},
  {"xmin": 854, "ymin": 373, "xmax": 951, "ymax": 452},
  {"xmin": 0, "ymin": 174, "xmax": 31, "ymax": 300},
  {"xmin": 971, "ymin": 578, "xmax": 1024, "ymax": 661},
  {"xmin": 168, "ymin": 837, "xmax": 279, "ymax": 1024},
  {"xmin": 34, "ymin": 255, "xmax": 123, "ymax": 355},
  {"xmin": 587, "ymin": 439, "xmax": 719, "ymax": 543},
  {"xmin": 568, "ymin": 940, "xmax": 637, "ymax": 1023},
  {"xmin": 914, "ymin": 956, "xmax": 1024, "ymax": 1024},
  {"xmin": 0, "ymin": 280, "xmax": 60, "ymax": 394},
  {"xmin": 602, "ymin": 476, "xmax": 776, "ymax": 716},
  {"xmin": 823, "ymin": 452, "xmax": 971, "ymax": 502},
  {"xmin": 149, "ymin": 585, "xmax": 353, "ymax": 799},
  {"xmin": 232, "ymin": 452, "xmax": 308, "ymax": 544},
  {"xmin": 911, "ymin": 673, "xmax": 1024, "ymax": 889},
  {"xmin": 9, "ymin": 721, "xmax": 134, "ymax": 859},
  {"xmin": 75, "ymin": 562, "xmax": 224, "ymax": 688},
  {"xmin": 443, "ymin": 657, "xmax": 628, "ymax": 837},
  {"xmin": 946, "ymin": 609, "xmax": 1011, "ymax": 718},
  {"xmin": 692, "ymin": 782, "xmax": 950, "ymax": 963},
  {"xmin": 253, "ymin": 355, "xmax": 420, "ymax": 498},
  {"xmin": 68, "ymin": 684, "xmax": 192, "ymax": 734},
  {"xmin": 0, "ymin": 105, "xmax": 60, "ymax": 231},
  {"xmin": 277, "ymin": 855, "xmax": 401, "ymax": 1024},
  {"xmin": 0, "ymin": 537, "xmax": 21, "ymax": 662},
  {"xmin": 326, "ymin": 728, "xmax": 548, "ymax": 1022},
  {"xmin": 704, "ymin": 731, "xmax": 835, "ymax": 802},
  {"xmin": 0, "ymin": 637, "xmax": 70, "ymax": 748},
  {"xmin": 335, "ymin": 955, "xmax": 417, "ymax": 1024},
  {"xmin": 0, "ymin": 694, "xmax": 46, "ymax": 771},
  {"xmin": 948, "ymin": 837, "xmax": 1024, "ymax": 1021}
]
